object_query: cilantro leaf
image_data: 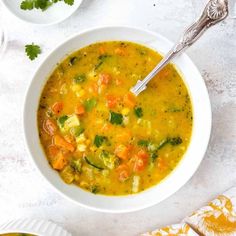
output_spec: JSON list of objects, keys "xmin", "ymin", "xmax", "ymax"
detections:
[
  {"xmin": 134, "ymin": 107, "xmax": 143, "ymax": 118},
  {"xmin": 20, "ymin": 0, "xmax": 34, "ymax": 10},
  {"xmin": 137, "ymin": 139, "xmax": 149, "ymax": 147},
  {"xmin": 109, "ymin": 111, "xmax": 123, "ymax": 125},
  {"xmin": 73, "ymin": 74, "xmax": 86, "ymax": 83},
  {"xmin": 94, "ymin": 135, "xmax": 107, "ymax": 147},
  {"xmin": 84, "ymin": 98, "xmax": 97, "ymax": 112},
  {"xmin": 25, "ymin": 43, "xmax": 41, "ymax": 60},
  {"xmin": 58, "ymin": 115, "xmax": 68, "ymax": 127},
  {"xmin": 64, "ymin": 0, "xmax": 74, "ymax": 5}
]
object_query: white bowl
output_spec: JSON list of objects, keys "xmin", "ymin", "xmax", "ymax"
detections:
[
  {"xmin": 24, "ymin": 26, "xmax": 212, "ymax": 213},
  {"xmin": 0, "ymin": 219, "xmax": 72, "ymax": 236},
  {"xmin": 1, "ymin": 0, "xmax": 83, "ymax": 25}
]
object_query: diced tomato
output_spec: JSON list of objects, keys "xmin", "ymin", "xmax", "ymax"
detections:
[
  {"xmin": 43, "ymin": 118, "xmax": 57, "ymax": 136},
  {"xmin": 133, "ymin": 149, "xmax": 149, "ymax": 172},
  {"xmin": 98, "ymin": 73, "xmax": 112, "ymax": 85},
  {"xmin": 53, "ymin": 134, "xmax": 75, "ymax": 152},
  {"xmin": 114, "ymin": 144, "xmax": 129, "ymax": 160},
  {"xmin": 51, "ymin": 102, "xmax": 63, "ymax": 115},
  {"xmin": 106, "ymin": 94, "xmax": 118, "ymax": 109},
  {"xmin": 75, "ymin": 104, "xmax": 85, "ymax": 115},
  {"xmin": 123, "ymin": 92, "xmax": 136, "ymax": 108},
  {"xmin": 51, "ymin": 152, "xmax": 67, "ymax": 170},
  {"xmin": 116, "ymin": 164, "xmax": 130, "ymax": 182}
]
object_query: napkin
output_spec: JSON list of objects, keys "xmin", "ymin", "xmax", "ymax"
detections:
[{"xmin": 142, "ymin": 187, "xmax": 236, "ymax": 236}]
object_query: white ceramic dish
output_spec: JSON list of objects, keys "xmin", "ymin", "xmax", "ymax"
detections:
[
  {"xmin": 24, "ymin": 26, "xmax": 212, "ymax": 213},
  {"xmin": 0, "ymin": 219, "xmax": 72, "ymax": 236},
  {"xmin": 1, "ymin": 0, "xmax": 82, "ymax": 25}
]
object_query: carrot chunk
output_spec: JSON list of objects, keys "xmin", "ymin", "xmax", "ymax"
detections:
[
  {"xmin": 51, "ymin": 102, "xmax": 63, "ymax": 115},
  {"xmin": 133, "ymin": 149, "xmax": 149, "ymax": 173},
  {"xmin": 43, "ymin": 118, "xmax": 57, "ymax": 136},
  {"xmin": 75, "ymin": 104, "xmax": 85, "ymax": 115},
  {"xmin": 98, "ymin": 73, "xmax": 112, "ymax": 85},
  {"xmin": 53, "ymin": 134, "xmax": 75, "ymax": 152},
  {"xmin": 51, "ymin": 152, "xmax": 67, "ymax": 170},
  {"xmin": 48, "ymin": 145, "xmax": 59, "ymax": 157},
  {"xmin": 116, "ymin": 164, "xmax": 130, "ymax": 182},
  {"xmin": 123, "ymin": 92, "xmax": 136, "ymax": 108},
  {"xmin": 114, "ymin": 144, "xmax": 129, "ymax": 160},
  {"xmin": 106, "ymin": 94, "xmax": 118, "ymax": 109}
]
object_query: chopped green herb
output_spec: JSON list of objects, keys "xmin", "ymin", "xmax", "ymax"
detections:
[
  {"xmin": 84, "ymin": 156, "xmax": 104, "ymax": 170},
  {"xmin": 64, "ymin": 0, "xmax": 74, "ymax": 5},
  {"xmin": 20, "ymin": 0, "xmax": 74, "ymax": 11},
  {"xmin": 90, "ymin": 185, "xmax": 99, "ymax": 194},
  {"xmin": 138, "ymin": 139, "xmax": 149, "ymax": 147},
  {"xmin": 94, "ymin": 135, "xmax": 107, "ymax": 147},
  {"xmin": 109, "ymin": 111, "xmax": 123, "ymax": 125},
  {"xmin": 151, "ymin": 152, "xmax": 158, "ymax": 162},
  {"xmin": 157, "ymin": 136, "xmax": 183, "ymax": 150},
  {"xmin": 95, "ymin": 54, "xmax": 111, "ymax": 70},
  {"xmin": 73, "ymin": 74, "xmax": 86, "ymax": 83},
  {"xmin": 168, "ymin": 137, "xmax": 183, "ymax": 145},
  {"xmin": 70, "ymin": 159, "xmax": 82, "ymax": 173},
  {"xmin": 57, "ymin": 115, "xmax": 68, "ymax": 127},
  {"xmin": 70, "ymin": 126, "xmax": 84, "ymax": 137},
  {"xmin": 25, "ymin": 43, "xmax": 41, "ymax": 60},
  {"xmin": 134, "ymin": 107, "xmax": 143, "ymax": 118},
  {"xmin": 84, "ymin": 98, "xmax": 97, "ymax": 111}
]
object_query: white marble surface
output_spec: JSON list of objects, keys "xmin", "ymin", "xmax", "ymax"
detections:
[{"xmin": 0, "ymin": 0, "xmax": 236, "ymax": 235}]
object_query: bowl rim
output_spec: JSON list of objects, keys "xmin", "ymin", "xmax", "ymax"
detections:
[
  {"xmin": 1, "ymin": 0, "xmax": 83, "ymax": 26},
  {"xmin": 23, "ymin": 25, "xmax": 212, "ymax": 213}
]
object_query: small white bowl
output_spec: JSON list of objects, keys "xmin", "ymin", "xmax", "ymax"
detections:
[
  {"xmin": 0, "ymin": 219, "xmax": 72, "ymax": 236},
  {"xmin": 24, "ymin": 26, "xmax": 212, "ymax": 213},
  {"xmin": 1, "ymin": 0, "xmax": 83, "ymax": 25}
]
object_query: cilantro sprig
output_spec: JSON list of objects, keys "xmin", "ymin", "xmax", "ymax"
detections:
[
  {"xmin": 20, "ymin": 0, "xmax": 74, "ymax": 11},
  {"xmin": 25, "ymin": 43, "xmax": 41, "ymax": 60}
]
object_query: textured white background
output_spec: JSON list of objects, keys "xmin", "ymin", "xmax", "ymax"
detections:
[{"xmin": 0, "ymin": 0, "xmax": 236, "ymax": 235}]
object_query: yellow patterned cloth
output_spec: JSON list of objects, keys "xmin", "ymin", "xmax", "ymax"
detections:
[
  {"xmin": 185, "ymin": 187, "xmax": 236, "ymax": 236},
  {"xmin": 142, "ymin": 223, "xmax": 198, "ymax": 236},
  {"xmin": 142, "ymin": 187, "xmax": 236, "ymax": 236}
]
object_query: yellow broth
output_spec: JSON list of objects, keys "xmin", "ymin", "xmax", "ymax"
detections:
[{"xmin": 38, "ymin": 41, "xmax": 193, "ymax": 195}]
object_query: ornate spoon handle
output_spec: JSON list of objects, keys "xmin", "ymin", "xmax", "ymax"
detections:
[{"xmin": 130, "ymin": 0, "xmax": 229, "ymax": 96}]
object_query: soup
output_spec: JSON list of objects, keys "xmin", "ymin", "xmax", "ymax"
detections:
[
  {"xmin": 38, "ymin": 41, "xmax": 192, "ymax": 195},
  {"xmin": 1, "ymin": 234, "xmax": 35, "ymax": 236}
]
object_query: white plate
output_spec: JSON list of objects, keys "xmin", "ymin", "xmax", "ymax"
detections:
[
  {"xmin": 0, "ymin": 219, "xmax": 72, "ymax": 236},
  {"xmin": 1, "ymin": 0, "xmax": 82, "ymax": 25},
  {"xmin": 24, "ymin": 26, "xmax": 212, "ymax": 213}
]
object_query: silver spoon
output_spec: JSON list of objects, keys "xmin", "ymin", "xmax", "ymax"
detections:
[{"xmin": 130, "ymin": 0, "xmax": 228, "ymax": 96}]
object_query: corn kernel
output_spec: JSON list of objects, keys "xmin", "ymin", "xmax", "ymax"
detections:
[{"xmin": 121, "ymin": 107, "xmax": 130, "ymax": 115}]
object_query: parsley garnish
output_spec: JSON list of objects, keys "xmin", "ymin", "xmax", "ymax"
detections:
[
  {"xmin": 25, "ymin": 43, "xmax": 41, "ymax": 60},
  {"xmin": 73, "ymin": 74, "xmax": 86, "ymax": 83},
  {"xmin": 84, "ymin": 98, "xmax": 97, "ymax": 112},
  {"xmin": 134, "ymin": 107, "xmax": 143, "ymax": 118},
  {"xmin": 137, "ymin": 139, "xmax": 149, "ymax": 147},
  {"xmin": 109, "ymin": 111, "xmax": 123, "ymax": 125},
  {"xmin": 20, "ymin": 0, "xmax": 74, "ymax": 11},
  {"xmin": 94, "ymin": 135, "xmax": 107, "ymax": 147}
]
